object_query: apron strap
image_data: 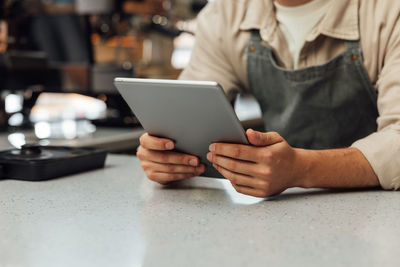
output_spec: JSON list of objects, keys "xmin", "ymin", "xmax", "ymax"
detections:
[{"xmin": 249, "ymin": 29, "xmax": 262, "ymax": 42}]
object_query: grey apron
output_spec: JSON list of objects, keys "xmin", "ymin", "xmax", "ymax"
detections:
[{"xmin": 247, "ymin": 31, "xmax": 378, "ymax": 149}]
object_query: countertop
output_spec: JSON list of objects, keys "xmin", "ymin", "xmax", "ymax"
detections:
[{"xmin": 1, "ymin": 154, "xmax": 399, "ymax": 267}]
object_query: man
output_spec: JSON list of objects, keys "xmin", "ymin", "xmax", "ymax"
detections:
[{"xmin": 137, "ymin": 0, "xmax": 400, "ymax": 197}]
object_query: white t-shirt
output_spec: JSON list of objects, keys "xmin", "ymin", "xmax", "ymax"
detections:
[{"xmin": 274, "ymin": 0, "xmax": 331, "ymax": 69}]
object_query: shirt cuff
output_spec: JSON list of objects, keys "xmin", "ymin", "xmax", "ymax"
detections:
[{"xmin": 351, "ymin": 129, "xmax": 400, "ymax": 190}]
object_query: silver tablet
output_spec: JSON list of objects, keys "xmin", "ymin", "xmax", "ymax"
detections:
[{"xmin": 114, "ymin": 77, "xmax": 249, "ymax": 178}]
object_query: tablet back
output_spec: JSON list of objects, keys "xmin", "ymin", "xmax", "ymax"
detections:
[{"xmin": 114, "ymin": 78, "xmax": 248, "ymax": 178}]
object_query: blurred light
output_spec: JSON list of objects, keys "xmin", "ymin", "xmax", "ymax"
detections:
[
  {"xmin": 35, "ymin": 121, "xmax": 51, "ymax": 139},
  {"xmin": 82, "ymin": 120, "xmax": 96, "ymax": 134},
  {"xmin": 30, "ymin": 93, "xmax": 106, "ymax": 123},
  {"xmin": 160, "ymin": 17, "xmax": 168, "ymax": 26},
  {"xmin": 171, "ymin": 32, "xmax": 195, "ymax": 69},
  {"xmin": 171, "ymin": 48, "xmax": 192, "ymax": 69},
  {"xmin": 33, "ymin": 120, "xmax": 95, "ymax": 140},
  {"xmin": 30, "ymin": 109, "xmax": 51, "ymax": 122},
  {"xmin": 39, "ymin": 139, "xmax": 51, "ymax": 146},
  {"xmin": 7, "ymin": 133, "xmax": 26, "ymax": 149},
  {"xmin": 122, "ymin": 61, "xmax": 133, "ymax": 70},
  {"xmin": 152, "ymin": 15, "xmax": 168, "ymax": 26},
  {"xmin": 62, "ymin": 120, "xmax": 77, "ymax": 139},
  {"xmin": 61, "ymin": 109, "xmax": 76, "ymax": 121},
  {"xmin": 152, "ymin": 15, "xmax": 162, "ymax": 24},
  {"xmin": 142, "ymin": 39, "xmax": 153, "ymax": 64},
  {"xmin": 8, "ymin": 113, "xmax": 24, "ymax": 126},
  {"xmin": 5, "ymin": 94, "xmax": 23, "ymax": 113}
]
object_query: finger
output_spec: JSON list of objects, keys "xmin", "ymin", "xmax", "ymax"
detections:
[
  {"xmin": 209, "ymin": 143, "xmax": 259, "ymax": 162},
  {"xmin": 141, "ymin": 161, "xmax": 206, "ymax": 175},
  {"xmin": 246, "ymin": 129, "xmax": 283, "ymax": 147},
  {"xmin": 230, "ymin": 183, "xmax": 268, "ymax": 198},
  {"xmin": 212, "ymin": 163, "xmax": 268, "ymax": 190},
  {"xmin": 139, "ymin": 132, "xmax": 175, "ymax": 151},
  {"xmin": 137, "ymin": 148, "xmax": 200, "ymax": 166},
  {"xmin": 147, "ymin": 172, "xmax": 197, "ymax": 184},
  {"xmin": 208, "ymin": 152, "xmax": 261, "ymax": 177}
]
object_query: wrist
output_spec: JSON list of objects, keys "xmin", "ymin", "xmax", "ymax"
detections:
[{"xmin": 292, "ymin": 148, "xmax": 314, "ymax": 188}]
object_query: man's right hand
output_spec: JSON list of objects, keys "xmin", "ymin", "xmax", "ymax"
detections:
[{"xmin": 136, "ymin": 133, "xmax": 206, "ymax": 184}]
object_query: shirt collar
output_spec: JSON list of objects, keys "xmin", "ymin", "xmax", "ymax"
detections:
[{"xmin": 239, "ymin": 0, "xmax": 360, "ymax": 41}]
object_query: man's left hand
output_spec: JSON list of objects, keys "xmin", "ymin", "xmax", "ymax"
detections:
[{"xmin": 207, "ymin": 129, "xmax": 303, "ymax": 197}]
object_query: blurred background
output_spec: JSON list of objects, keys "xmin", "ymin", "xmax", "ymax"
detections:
[{"xmin": 0, "ymin": 0, "xmax": 210, "ymax": 152}]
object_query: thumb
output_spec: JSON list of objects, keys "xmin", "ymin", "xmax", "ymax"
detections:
[{"xmin": 246, "ymin": 129, "xmax": 284, "ymax": 147}]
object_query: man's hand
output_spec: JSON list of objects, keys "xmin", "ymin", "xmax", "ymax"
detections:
[
  {"xmin": 137, "ymin": 133, "xmax": 206, "ymax": 184},
  {"xmin": 207, "ymin": 129, "xmax": 302, "ymax": 197}
]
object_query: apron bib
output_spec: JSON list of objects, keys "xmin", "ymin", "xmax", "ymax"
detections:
[{"xmin": 247, "ymin": 31, "xmax": 378, "ymax": 149}]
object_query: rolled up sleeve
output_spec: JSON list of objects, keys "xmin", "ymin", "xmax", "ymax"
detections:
[
  {"xmin": 352, "ymin": 128, "xmax": 400, "ymax": 190},
  {"xmin": 352, "ymin": 14, "xmax": 400, "ymax": 190},
  {"xmin": 178, "ymin": 1, "xmax": 241, "ymax": 100}
]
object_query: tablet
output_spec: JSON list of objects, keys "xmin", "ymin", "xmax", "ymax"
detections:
[{"xmin": 114, "ymin": 78, "xmax": 249, "ymax": 178}]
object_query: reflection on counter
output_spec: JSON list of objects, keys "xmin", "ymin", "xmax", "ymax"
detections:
[
  {"xmin": 3, "ymin": 126, "xmax": 145, "ymax": 153},
  {"xmin": 7, "ymin": 119, "xmax": 97, "ymax": 147}
]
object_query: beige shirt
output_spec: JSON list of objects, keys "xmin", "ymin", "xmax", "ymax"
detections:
[{"xmin": 179, "ymin": 0, "xmax": 400, "ymax": 190}]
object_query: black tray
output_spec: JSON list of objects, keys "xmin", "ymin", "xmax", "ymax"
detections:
[{"xmin": 0, "ymin": 145, "xmax": 107, "ymax": 181}]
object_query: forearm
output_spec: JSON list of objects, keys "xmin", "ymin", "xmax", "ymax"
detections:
[{"xmin": 296, "ymin": 147, "xmax": 380, "ymax": 189}]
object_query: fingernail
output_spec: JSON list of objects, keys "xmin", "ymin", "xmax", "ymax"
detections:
[
  {"xmin": 189, "ymin": 158, "xmax": 198, "ymax": 166},
  {"xmin": 165, "ymin": 142, "xmax": 174, "ymax": 150},
  {"xmin": 206, "ymin": 153, "xmax": 213, "ymax": 162},
  {"xmin": 209, "ymin": 144, "xmax": 215, "ymax": 152}
]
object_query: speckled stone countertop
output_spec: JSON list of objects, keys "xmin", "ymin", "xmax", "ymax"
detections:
[{"xmin": 1, "ymin": 155, "xmax": 399, "ymax": 267}]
